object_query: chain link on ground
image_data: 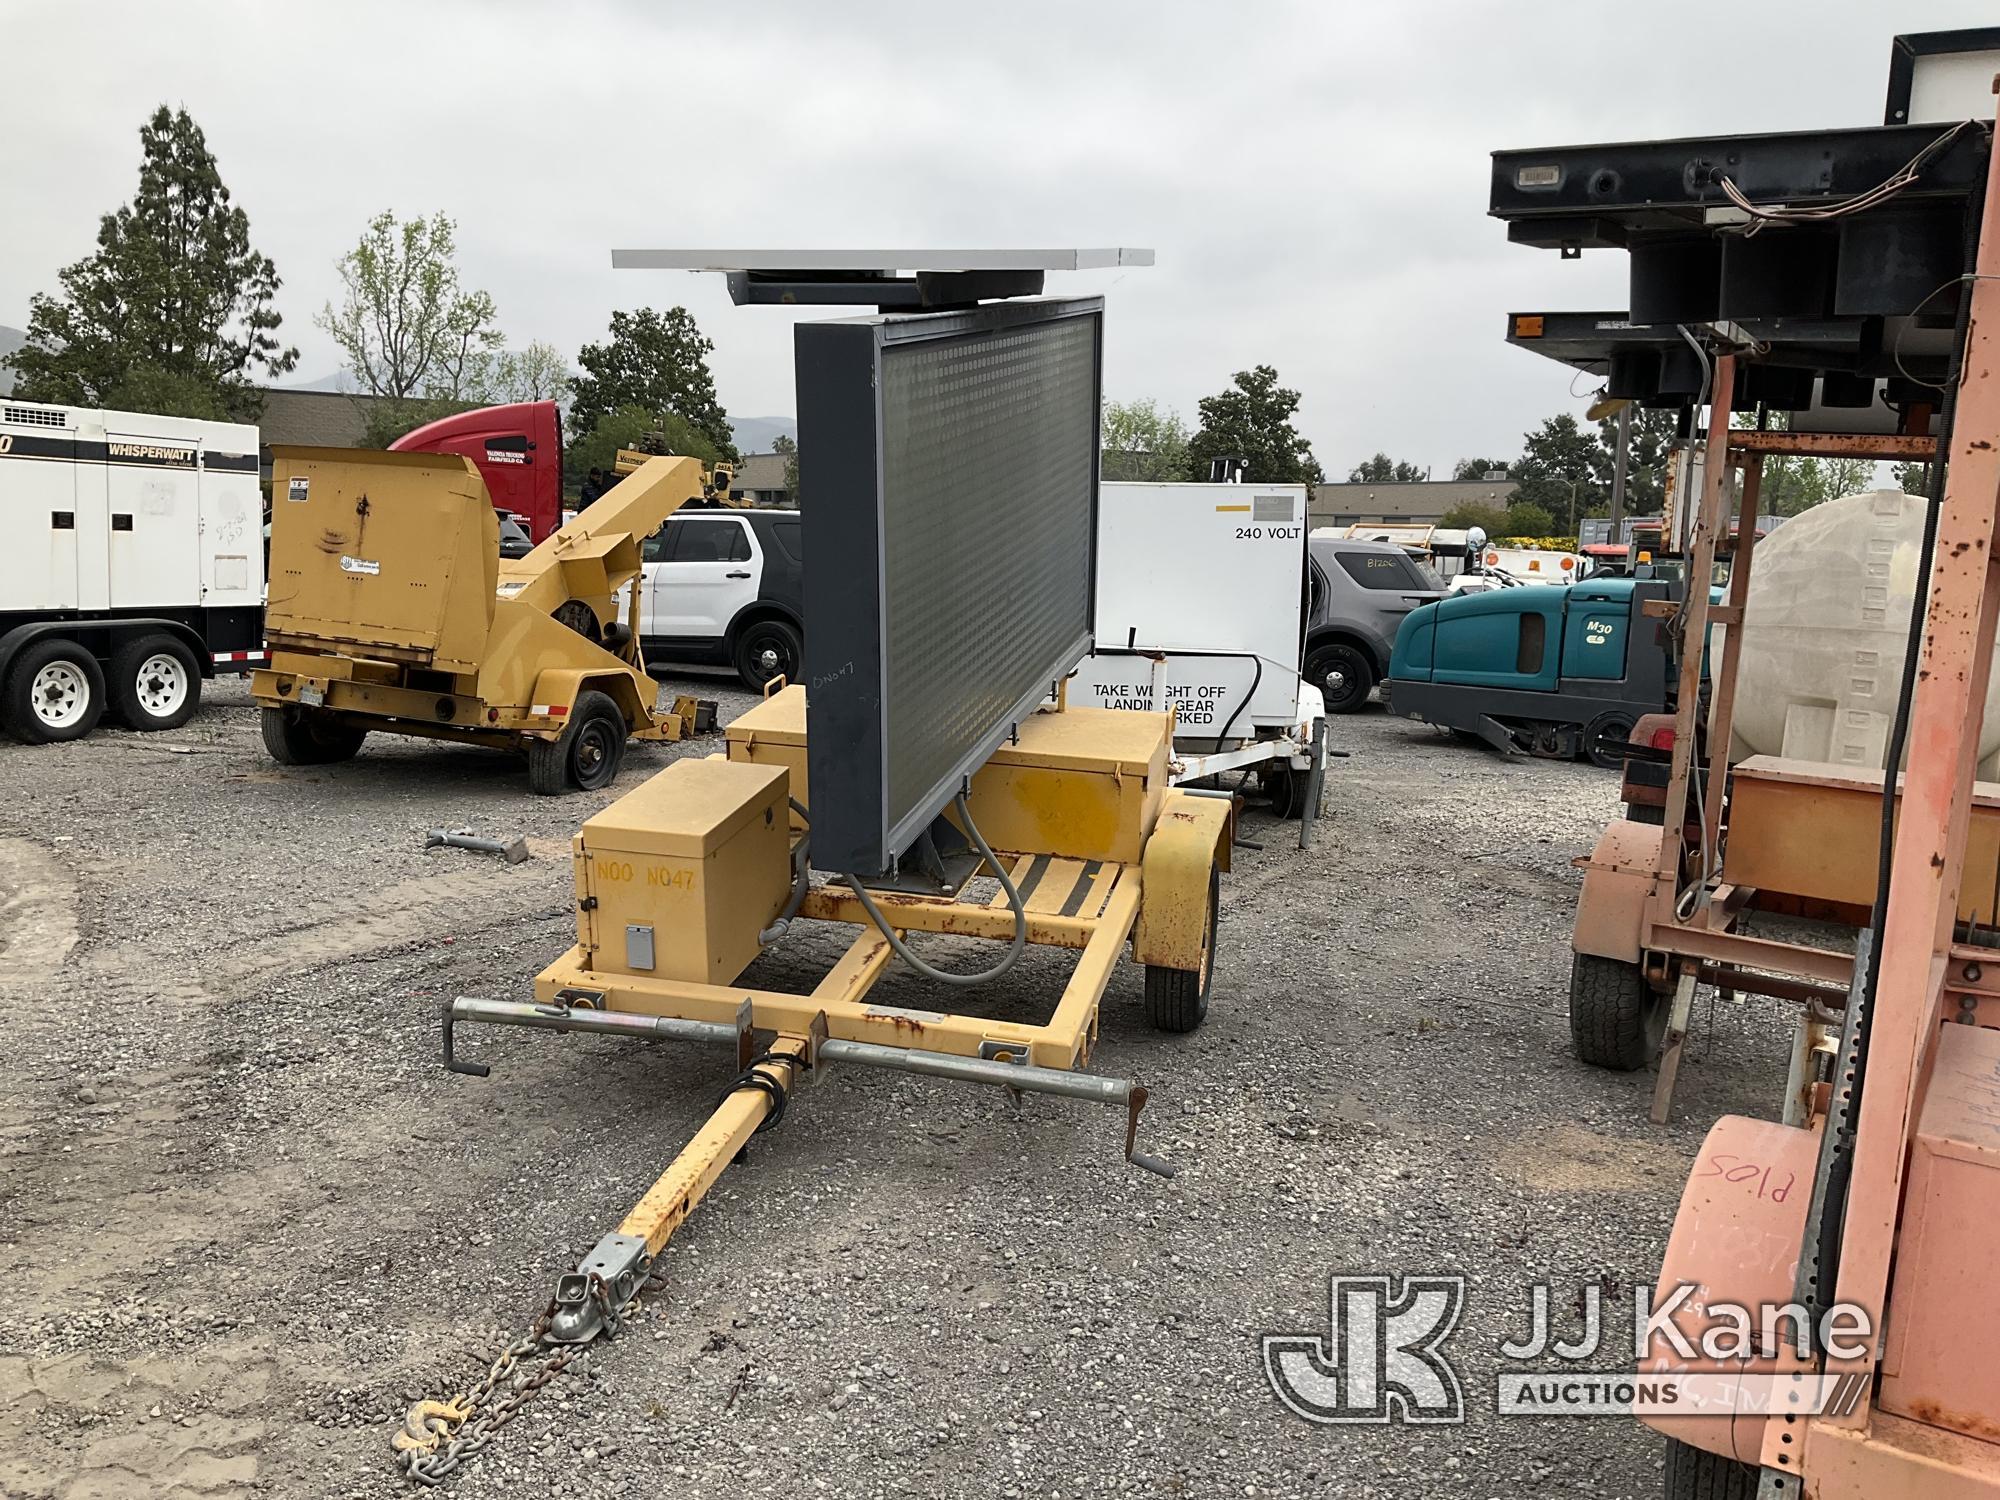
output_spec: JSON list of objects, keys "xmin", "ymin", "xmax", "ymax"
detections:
[{"xmin": 391, "ymin": 1267, "xmax": 667, "ymax": 1486}]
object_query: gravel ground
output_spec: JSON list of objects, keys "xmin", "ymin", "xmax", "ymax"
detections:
[{"xmin": 0, "ymin": 678, "xmax": 1800, "ymax": 1499}]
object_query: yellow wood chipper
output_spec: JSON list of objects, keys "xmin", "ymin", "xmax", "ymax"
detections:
[{"xmin": 253, "ymin": 446, "xmax": 719, "ymax": 793}]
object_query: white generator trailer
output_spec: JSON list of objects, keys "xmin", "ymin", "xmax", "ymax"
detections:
[
  {"xmin": 1068, "ymin": 481, "xmax": 1328, "ymax": 836},
  {"xmin": 0, "ymin": 399, "xmax": 266, "ymax": 742}
]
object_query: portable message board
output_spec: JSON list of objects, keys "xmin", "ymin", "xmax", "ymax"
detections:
[{"xmin": 796, "ymin": 296, "xmax": 1103, "ymax": 878}]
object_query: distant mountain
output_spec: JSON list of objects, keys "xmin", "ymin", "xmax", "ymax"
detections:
[
  {"xmin": 731, "ymin": 415, "xmax": 796, "ymax": 453},
  {"xmin": 282, "ymin": 369, "xmax": 365, "ymax": 394},
  {"xmin": 0, "ymin": 326, "xmax": 24, "ymax": 396}
]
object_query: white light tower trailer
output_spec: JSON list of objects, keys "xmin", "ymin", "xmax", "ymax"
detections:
[
  {"xmin": 1069, "ymin": 481, "xmax": 1327, "ymax": 836},
  {"xmin": 0, "ymin": 399, "xmax": 266, "ymax": 743}
]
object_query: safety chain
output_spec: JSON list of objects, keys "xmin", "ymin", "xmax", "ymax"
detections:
[{"xmin": 391, "ymin": 1266, "xmax": 666, "ymax": 1486}]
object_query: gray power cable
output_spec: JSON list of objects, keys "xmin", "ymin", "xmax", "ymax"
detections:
[
  {"xmin": 758, "ymin": 799, "xmax": 815, "ymax": 946},
  {"xmin": 842, "ymin": 791, "xmax": 1028, "ymax": 986}
]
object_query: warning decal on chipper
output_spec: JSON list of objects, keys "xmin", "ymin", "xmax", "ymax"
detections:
[
  {"xmin": 339, "ymin": 555, "xmax": 380, "ymax": 576},
  {"xmin": 287, "ymin": 476, "xmax": 310, "ymax": 502}
]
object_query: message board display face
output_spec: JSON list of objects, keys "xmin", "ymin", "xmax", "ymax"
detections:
[{"xmin": 796, "ymin": 297, "xmax": 1102, "ymax": 877}]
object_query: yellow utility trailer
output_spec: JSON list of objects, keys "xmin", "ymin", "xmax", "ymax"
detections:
[
  {"xmin": 253, "ymin": 446, "xmax": 719, "ymax": 793},
  {"xmin": 401, "ymin": 686, "xmax": 1232, "ymax": 1479}
]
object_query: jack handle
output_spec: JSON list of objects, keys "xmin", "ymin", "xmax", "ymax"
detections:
[
  {"xmin": 1124, "ymin": 1085, "xmax": 1176, "ymax": 1178},
  {"xmin": 440, "ymin": 997, "xmax": 490, "ymax": 1078}
]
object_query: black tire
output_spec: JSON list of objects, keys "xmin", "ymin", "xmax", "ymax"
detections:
[
  {"xmin": 109, "ymin": 634, "xmax": 202, "ymax": 732},
  {"xmin": 260, "ymin": 706, "xmax": 368, "ymax": 766},
  {"xmin": 1263, "ymin": 762, "xmax": 1310, "ymax": 820},
  {"xmin": 1569, "ymin": 952, "xmax": 1668, "ymax": 1071},
  {"xmin": 1662, "ymin": 1437, "xmax": 1759, "ymax": 1500},
  {"xmin": 733, "ymin": 618, "xmax": 802, "ymax": 692},
  {"xmin": 1144, "ymin": 867, "xmax": 1220, "ymax": 1033},
  {"xmin": 1304, "ymin": 642, "xmax": 1374, "ymax": 715},
  {"xmin": 1585, "ymin": 710, "xmax": 1637, "ymax": 771},
  {"xmin": 526, "ymin": 689, "xmax": 626, "ymax": 795},
  {"xmin": 3, "ymin": 639, "xmax": 106, "ymax": 744}
]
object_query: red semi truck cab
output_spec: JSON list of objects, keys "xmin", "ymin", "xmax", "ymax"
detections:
[{"xmin": 388, "ymin": 400, "xmax": 564, "ymax": 541}]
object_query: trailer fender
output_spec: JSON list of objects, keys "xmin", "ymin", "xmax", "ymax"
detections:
[
  {"xmin": 1573, "ymin": 816, "xmax": 1666, "ymax": 964},
  {"xmin": 1134, "ymin": 791, "xmax": 1231, "ymax": 971},
  {"xmin": 0, "ymin": 618, "xmax": 213, "ymax": 685},
  {"xmin": 527, "ymin": 668, "xmax": 652, "ymax": 737},
  {"xmin": 1638, "ymin": 1114, "xmax": 1817, "ymax": 1467}
]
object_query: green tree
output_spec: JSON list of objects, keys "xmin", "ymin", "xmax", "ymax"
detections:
[
  {"xmin": 1894, "ymin": 460, "xmax": 1932, "ymax": 495},
  {"xmin": 318, "ymin": 210, "xmax": 500, "ymax": 402},
  {"xmin": 773, "ymin": 432, "xmax": 800, "ymax": 501},
  {"xmin": 478, "ymin": 340, "xmax": 570, "ymax": 404},
  {"xmin": 1502, "ymin": 501, "xmax": 1558, "ymax": 537},
  {"xmin": 1451, "ymin": 457, "xmax": 1512, "ymax": 482},
  {"xmin": 1591, "ymin": 407, "xmax": 1678, "ymax": 515},
  {"xmin": 1819, "ymin": 457, "xmax": 1876, "ymax": 502},
  {"xmin": 1437, "ymin": 501, "xmax": 1509, "ymax": 535},
  {"xmin": 1511, "ymin": 413, "xmax": 1606, "ymax": 530},
  {"xmin": 8, "ymin": 105, "xmax": 296, "ymax": 417},
  {"xmin": 1186, "ymin": 366, "xmax": 1323, "ymax": 485},
  {"xmin": 564, "ymin": 404, "xmax": 723, "ymax": 499},
  {"xmin": 1101, "ymin": 397, "xmax": 1191, "ymax": 481},
  {"xmin": 569, "ymin": 307, "xmax": 736, "ymax": 462},
  {"xmin": 1348, "ymin": 452, "xmax": 1429, "ymax": 482}
]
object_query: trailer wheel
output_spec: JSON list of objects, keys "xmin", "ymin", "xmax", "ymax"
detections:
[
  {"xmin": 4, "ymin": 639, "xmax": 106, "ymax": 744},
  {"xmin": 1144, "ymin": 866, "xmax": 1219, "ymax": 1033},
  {"xmin": 110, "ymin": 634, "xmax": 201, "ymax": 732},
  {"xmin": 1304, "ymin": 643, "xmax": 1373, "ymax": 715},
  {"xmin": 1569, "ymin": 952, "xmax": 1667, "ymax": 1071},
  {"xmin": 1263, "ymin": 762, "xmax": 1310, "ymax": 820},
  {"xmin": 527, "ymin": 690, "xmax": 625, "ymax": 795},
  {"xmin": 260, "ymin": 706, "xmax": 367, "ymax": 766},
  {"xmin": 1662, "ymin": 1438, "xmax": 1758, "ymax": 1499}
]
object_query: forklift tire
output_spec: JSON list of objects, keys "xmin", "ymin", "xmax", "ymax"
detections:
[
  {"xmin": 527, "ymin": 690, "xmax": 625, "ymax": 795},
  {"xmin": 3, "ymin": 638, "xmax": 106, "ymax": 744},
  {"xmin": 1569, "ymin": 952, "xmax": 1667, "ymax": 1071},
  {"xmin": 109, "ymin": 634, "xmax": 202, "ymax": 732},
  {"xmin": 260, "ymin": 706, "xmax": 367, "ymax": 766},
  {"xmin": 1662, "ymin": 1438, "xmax": 1758, "ymax": 1500},
  {"xmin": 1144, "ymin": 867, "xmax": 1219, "ymax": 1033},
  {"xmin": 1585, "ymin": 710, "xmax": 1637, "ymax": 771},
  {"xmin": 1304, "ymin": 642, "xmax": 1374, "ymax": 715}
]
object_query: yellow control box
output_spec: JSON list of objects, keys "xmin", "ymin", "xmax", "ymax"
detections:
[
  {"xmin": 572, "ymin": 757, "xmax": 791, "ymax": 985},
  {"xmin": 726, "ymin": 685, "xmax": 1169, "ymax": 865}
]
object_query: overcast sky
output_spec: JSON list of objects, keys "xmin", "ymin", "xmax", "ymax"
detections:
[{"xmin": 4, "ymin": 1, "xmax": 1994, "ymax": 472}]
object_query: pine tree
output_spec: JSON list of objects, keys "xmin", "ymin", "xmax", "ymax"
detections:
[{"xmin": 8, "ymin": 106, "xmax": 296, "ymax": 417}]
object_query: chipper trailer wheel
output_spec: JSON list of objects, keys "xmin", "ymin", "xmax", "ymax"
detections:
[
  {"xmin": 1568, "ymin": 952, "xmax": 1668, "ymax": 1071},
  {"xmin": 260, "ymin": 706, "xmax": 368, "ymax": 766},
  {"xmin": 526, "ymin": 689, "xmax": 626, "ymax": 795},
  {"xmin": 1144, "ymin": 866, "xmax": 1219, "ymax": 1033},
  {"xmin": 109, "ymin": 633, "xmax": 201, "ymax": 732},
  {"xmin": 3, "ymin": 638, "xmax": 106, "ymax": 744}
]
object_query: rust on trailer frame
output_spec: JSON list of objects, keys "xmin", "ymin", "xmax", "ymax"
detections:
[
  {"xmin": 1699, "ymin": 454, "xmax": 1763, "ymax": 856},
  {"xmin": 1817, "ymin": 114, "xmax": 2000, "ymax": 1447},
  {"xmin": 1725, "ymin": 430, "xmax": 1939, "ymax": 460}
]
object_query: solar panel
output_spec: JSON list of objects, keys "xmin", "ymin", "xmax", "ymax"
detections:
[{"xmin": 796, "ymin": 298, "xmax": 1103, "ymax": 878}]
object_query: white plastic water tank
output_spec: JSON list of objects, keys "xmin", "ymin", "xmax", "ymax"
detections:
[{"xmin": 1730, "ymin": 488, "xmax": 2000, "ymax": 774}]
